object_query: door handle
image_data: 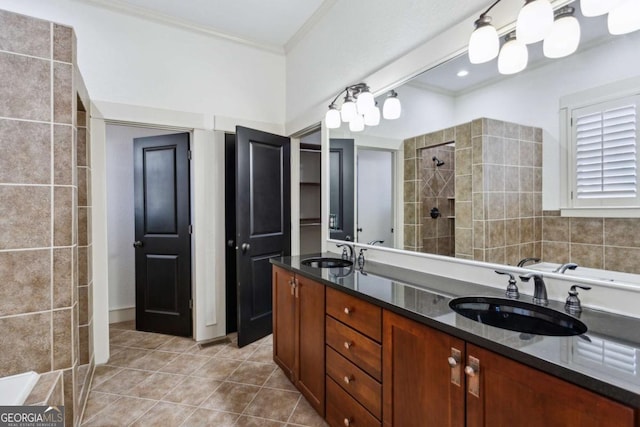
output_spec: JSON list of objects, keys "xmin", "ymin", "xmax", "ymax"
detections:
[
  {"xmin": 227, "ymin": 240, "xmax": 235, "ymax": 247},
  {"xmin": 241, "ymin": 243, "xmax": 250, "ymax": 253},
  {"xmin": 133, "ymin": 241, "xmax": 143, "ymax": 248}
]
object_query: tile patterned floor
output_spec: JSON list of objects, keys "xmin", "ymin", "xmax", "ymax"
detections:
[{"xmin": 81, "ymin": 321, "xmax": 328, "ymax": 427}]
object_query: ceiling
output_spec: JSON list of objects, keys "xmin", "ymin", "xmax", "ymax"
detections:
[{"xmin": 81, "ymin": 0, "xmax": 332, "ymax": 52}]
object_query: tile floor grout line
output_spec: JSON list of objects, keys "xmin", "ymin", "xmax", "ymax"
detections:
[{"xmin": 287, "ymin": 394, "xmax": 304, "ymax": 425}]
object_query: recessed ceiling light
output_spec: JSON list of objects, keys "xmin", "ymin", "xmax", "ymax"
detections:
[{"xmin": 457, "ymin": 69, "xmax": 469, "ymax": 77}]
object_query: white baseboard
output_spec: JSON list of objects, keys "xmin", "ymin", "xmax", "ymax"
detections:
[{"xmin": 109, "ymin": 307, "xmax": 135, "ymax": 324}]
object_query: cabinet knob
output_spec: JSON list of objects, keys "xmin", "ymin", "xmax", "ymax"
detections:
[
  {"xmin": 343, "ymin": 375, "xmax": 354, "ymax": 384},
  {"xmin": 343, "ymin": 418, "xmax": 352, "ymax": 426},
  {"xmin": 465, "ymin": 365, "xmax": 477, "ymax": 377},
  {"xmin": 344, "ymin": 341, "xmax": 353, "ymax": 350},
  {"xmin": 447, "ymin": 356, "xmax": 458, "ymax": 368},
  {"xmin": 344, "ymin": 307, "xmax": 352, "ymax": 315}
]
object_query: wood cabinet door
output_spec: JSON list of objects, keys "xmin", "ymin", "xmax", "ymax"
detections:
[
  {"xmin": 382, "ymin": 310, "xmax": 465, "ymax": 427},
  {"xmin": 466, "ymin": 344, "xmax": 636, "ymax": 427},
  {"xmin": 296, "ymin": 274, "xmax": 326, "ymax": 416},
  {"xmin": 272, "ymin": 265, "xmax": 296, "ymax": 380}
]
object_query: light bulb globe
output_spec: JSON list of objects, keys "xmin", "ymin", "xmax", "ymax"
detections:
[
  {"xmin": 516, "ymin": 0, "xmax": 553, "ymax": 44},
  {"xmin": 543, "ymin": 13, "xmax": 580, "ymax": 59},
  {"xmin": 325, "ymin": 107, "xmax": 341, "ymax": 129},
  {"xmin": 498, "ymin": 35, "xmax": 529, "ymax": 75},
  {"xmin": 608, "ymin": 0, "xmax": 640, "ymax": 35},
  {"xmin": 469, "ymin": 18, "xmax": 499, "ymax": 64}
]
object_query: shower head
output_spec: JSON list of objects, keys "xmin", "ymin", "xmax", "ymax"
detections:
[{"xmin": 432, "ymin": 156, "xmax": 445, "ymax": 167}]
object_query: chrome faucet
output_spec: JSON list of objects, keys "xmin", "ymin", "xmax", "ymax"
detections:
[
  {"xmin": 367, "ymin": 240, "xmax": 384, "ymax": 246},
  {"xmin": 336, "ymin": 242, "xmax": 354, "ymax": 260},
  {"xmin": 517, "ymin": 257, "xmax": 541, "ymax": 268},
  {"xmin": 519, "ymin": 273, "xmax": 548, "ymax": 306},
  {"xmin": 554, "ymin": 263, "xmax": 578, "ymax": 274}
]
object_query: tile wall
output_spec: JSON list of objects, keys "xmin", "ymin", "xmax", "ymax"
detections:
[
  {"xmin": 404, "ymin": 118, "xmax": 543, "ymax": 265},
  {"xmin": 542, "ymin": 213, "xmax": 640, "ymax": 274},
  {"xmin": 0, "ymin": 9, "xmax": 93, "ymax": 426}
]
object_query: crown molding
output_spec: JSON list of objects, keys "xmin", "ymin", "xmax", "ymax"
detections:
[
  {"xmin": 74, "ymin": 0, "xmax": 285, "ymax": 55},
  {"xmin": 284, "ymin": 0, "xmax": 338, "ymax": 53}
]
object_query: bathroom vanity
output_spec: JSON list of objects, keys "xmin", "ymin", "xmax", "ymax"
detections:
[{"xmin": 271, "ymin": 256, "xmax": 640, "ymax": 427}]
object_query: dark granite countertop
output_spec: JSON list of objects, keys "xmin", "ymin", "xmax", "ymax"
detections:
[{"xmin": 271, "ymin": 253, "xmax": 640, "ymax": 408}]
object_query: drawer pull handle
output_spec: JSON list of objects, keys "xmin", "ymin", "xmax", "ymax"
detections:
[
  {"xmin": 344, "ymin": 307, "xmax": 352, "ymax": 315},
  {"xmin": 447, "ymin": 356, "xmax": 458, "ymax": 368},
  {"xmin": 344, "ymin": 417, "xmax": 352, "ymax": 426},
  {"xmin": 343, "ymin": 375, "xmax": 354, "ymax": 384},
  {"xmin": 344, "ymin": 341, "xmax": 353, "ymax": 350},
  {"xmin": 465, "ymin": 365, "xmax": 477, "ymax": 377}
]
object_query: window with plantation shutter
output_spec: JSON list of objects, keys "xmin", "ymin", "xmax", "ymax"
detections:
[{"xmin": 571, "ymin": 96, "xmax": 640, "ymax": 207}]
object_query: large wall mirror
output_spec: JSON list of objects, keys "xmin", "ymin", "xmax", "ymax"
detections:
[{"xmin": 328, "ymin": 7, "xmax": 640, "ymax": 281}]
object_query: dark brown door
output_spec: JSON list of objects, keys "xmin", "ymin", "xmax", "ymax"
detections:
[
  {"xmin": 329, "ymin": 138, "xmax": 354, "ymax": 241},
  {"xmin": 383, "ymin": 310, "xmax": 465, "ymax": 427},
  {"xmin": 133, "ymin": 133, "xmax": 192, "ymax": 337},
  {"xmin": 236, "ymin": 126, "xmax": 290, "ymax": 347}
]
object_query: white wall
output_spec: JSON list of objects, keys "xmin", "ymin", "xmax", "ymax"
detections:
[
  {"xmin": 0, "ymin": 0, "xmax": 286, "ymax": 125},
  {"xmin": 105, "ymin": 125, "xmax": 181, "ymax": 317},
  {"xmin": 285, "ymin": 0, "xmax": 489, "ymax": 128}
]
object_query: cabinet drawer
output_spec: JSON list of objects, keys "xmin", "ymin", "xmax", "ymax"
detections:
[
  {"xmin": 326, "ymin": 377, "xmax": 381, "ymax": 427},
  {"xmin": 326, "ymin": 316, "xmax": 382, "ymax": 381},
  {"xmin": 327, "ymin": 287, "xmax": 382, "ymax": 342},
  {"xmin": 326, "ymin": 346, "xmax": 381, "ymax": 419}
]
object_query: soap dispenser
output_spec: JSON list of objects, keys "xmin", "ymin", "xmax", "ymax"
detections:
[
  {"xmin": 357, "ymin": 248, "xmax": 367, "ymax": 269},
  {"xmin": 565, "ymin": 285, "xmax": 591, "ymax": 314}
]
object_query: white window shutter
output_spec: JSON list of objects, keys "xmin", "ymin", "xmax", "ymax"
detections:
[{"xmin": 572, "ymin": 96, "xmax": 640, "ymax": 206}]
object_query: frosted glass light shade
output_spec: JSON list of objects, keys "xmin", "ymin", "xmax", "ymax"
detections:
[
  {"xmin": 468, "ymin": 18, "xmax": 499, "ymax": 64},
  {"xmin": 341, "ymin": 98, "xmax": 357, "ymax": 122},
  {"xmin": 580, "ymin": 0, "xmax": 622, "ymax": 17},
  {"xmin": 516, "ymin": 0, "xmax": 553, "ymax": 44},
  {"xmin": 608, "ymin": 0, "xmax": 640, "ymax": 35},
  {"xmin": 383, "ymin": 92, "xmax": 401, "ymax": 120},
  {"xmin": 544, "ymin": 14, "xmax": 581, "ymax": 58},
  {"xmin": 364, "ymin": 106, "xmax": 381, "ymax": 126},
  {"xmin": 356, "ymin": 89, "xmax": 375, "ymax": 115},
  {"xmin": 349, "ymin": 114, "xmax": 365, "ymax": 132},
  {"xmin": 498, "ymin": 36, "xmax": 528, "ymax": 75},
  {"xmin": 325, "ymin": 107, "xmax": 341, "ymax": 129}
]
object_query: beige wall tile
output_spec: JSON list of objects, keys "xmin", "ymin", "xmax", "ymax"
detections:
[
  {"xmin": 542, "ymin": 241, "xmax": 570, "ymax": 262},
  {"xmin": 472, "ymin": 137, "xmax": 483, "ymax": 165},
  {"xmin": 484, "ymin": 164, "xmax": 505, "ymax": 192},
  {"xmin": 456, "ymin": 228, "xmax": 472, "ymax": 255},
  {"xmin": 78, "ymin": 207, "xmax": 88, "ymax": 246},
  {"xmin": 79, "ymin": 286, "xmax": 88, "ymax": 325},
  {"xmin": 483, "ymin": 136, "xmax": 504, "ymax": 164},
  {"xmin": 425, "ymin": 130, "xmax": 444, "ymax": 147},
  {"xmin": 0, "ymin": 53, "xmax": 50, "ymax": 121},
  {"xmin": 471, "ymin": 118, "xmax": 484, "ymax": 137},
  {"xmin": 487, "ymin": 220, "xmax": 505, "ymax": 248},
  {"xmin": 0, "ymin": 312, "xmax": 51, "ymax": 376},
  {"xmin": 78, "ymin": 246, "xmax": 88, "ymax": 286},
  {"xmin": 520, "ymin": 126, "xmax": 534, "ymax": 141},
  {"xmin": 0, "ymin": 249, "xmax": 50, "ymax": 316},
  {"xmin": 570, "ymin": 218, "xmax": 604, "ymax": 245},
  {"xmin": 455, "ymin": 123, "xmax": 471, "ymax": 149},
  {"xmin": 77, "ymin": 127, "xmax": 87, "ymax": 167},
  {"xmin": 486, "ymin": 118, "xmax": 505, "ymax": 137},
  {"xmin": 0, "ymin": 10, "xmax": 50, "ymax": 58},
  {"xmin": 505, "ymin": 219, "xmax": 519, "ymax": 245},
  {"xmin": 455, "ymin": 148, "xmax": 471, "ymax": 176},
  {"xmin": 53, "ymin": 24, "xmax": 73, "ymax": 63},
  {"xmin": 605, "ymin": 246, "xmax": 640, "ymax": 274},
  {"xmin": 53, "ymin": 248, "xmax": 72, "ymax": 308},
  {"xmin": 487, "ymin": 192, "xmax": 505, "ymax": 220},
  {"xmin": 0, "ymin": 185, "xmax": 50, "ymax": 249},
  {"xmin": 404, "ymin": 138, "xmax": 415, "ymax": 158},
  {"xmin": 473, "ymin": 249, "xmax": 485, "ymax": 261},
  {"xmin": 505, "ymin": 139, "xmax": 520, "ymax": 166},
  {"xmin": 54, "ymin": 125, "xmax": 73, "ymax": 185},
  {"xmin": 472, "ymin": 193, "xmax": 485, "ymax": 221},
  {"xmin": 456, "ymin": 201, "xmax": 472, "ymax": 229},
  {"xmin": 571, "ymin": 244, "xmax": 604, "ymax": 270},
  {"xmin": 505, "ymin": 122, "xmax": 519, "ymax": 139},
  {"xmin": 534, "ymin": 141, "xmax": 543, "ymax": 166},
  {"xmin": 604, "ymin": 218, "xmax": 640, "ymax": 248},
  {"xmin": 53, "ymin": 62, "xmax": 73, "ymax": 124},
  {"xmin": 472, "ymin": 164, "xmax": 483, "ymax": 193},
  {"xmin": 455, "ymin": 175, "xmax": 472, "ymax": 202},
  {"xmin": 505, "ymin": 192, "xmax": 519, "ymax": 219},
  {"xmin": 54, "ymin": 186, "xmax": 74, "ymax": 247},
  {"xmin": 505, "ymin": 166, "xmax": 519, "ymax": 192},
  {"xmin": 79, "ymin": 325, "xmax": 89, "ymax": 365},
  {"xmin": 443, "ymin": 126, "xmax": 455, "ymax": 142},
  {"xmin": 486, "ymin": 247, "xmax": 505, "ymax": 264},
  {"xmin": 505, "ymin": 245, "xmax": 521, "ymax": 266},
  {"xmin": 519, "ymin": 141, "xmax": 534, "ymax": 167},
  {"xmin": 77, "ymin": 167, "xmax": 88, "ymax": 206},
  {"xmin": 519, "ymin": 167, "xmax": 533, "ymax": 192},
  {"xmin": 0, "ymin": 120, "xmax": 50, "ymax": 184},
  {"xmin": 543, "ymin": 216, "xmax": 570, "ymax": 242},
  {"xmin": 473, "ymin": 221, "xmax": 485, "ymax": 249},
  {"xmin": 519, "ymin": 192, "xmax": 533, "ymax": 218},
  {"xmin": 520, "ymin": 218, "xmax": 534, "ymax": 244},
  {"xmin": 53, "ymin": 309, "xmax": 72, "ymax": 370}
]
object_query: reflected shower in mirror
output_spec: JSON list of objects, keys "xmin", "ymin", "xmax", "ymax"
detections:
[{"xmin": 328, "ymin": 6, "xmax": 640, "ymax": 280}]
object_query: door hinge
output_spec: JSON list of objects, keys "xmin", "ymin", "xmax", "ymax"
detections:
[
  {"xmin": 189, "ymin": 299, "xmax": 193, "ymax": 310},
  {"xmin": 187, "ymin": 150, "xmax": 192, "ymax": 160},
  {"xmin": 188, "ymin": 224, "xmax": 193, "ymax": 234}
]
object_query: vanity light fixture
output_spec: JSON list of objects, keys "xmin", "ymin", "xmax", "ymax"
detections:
[
  {"xmin": 543, "ymin": 6, "xmax": 581, "ymax": 59},
  {"xmin": 580, "ymin": 0, "xmax": 622, "ymax": 17},
  {"xmin": 498, "ymin": 31, "xmax": 528, "ymax": 75},
  {"xmin": 516, "ymin": 0, "xmax": 554, "ymax": 44},
  {"xmin": 608, "ymin": 0, "xmax": 640, "ymax": 35},
  {"xmin": 468, "ymin": 12, "xmax": 500, "ymax": 64},
  {"xmin": 325, "ymin": 83, "xmax": 401, "ymax": 130}
]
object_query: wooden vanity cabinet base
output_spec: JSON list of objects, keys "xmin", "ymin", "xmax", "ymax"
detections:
[{"xmin": 327, "ymin": 377, "xmax": 381, "ymax": 427}]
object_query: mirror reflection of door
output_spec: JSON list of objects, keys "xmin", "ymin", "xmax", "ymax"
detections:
[
  {"xmin": 357, "ymin": 149, "xmax": 394, "ymax": 246},
  {"xmin": 329, "ymin": 138, "xmax": 354, "ymax": 241}
]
